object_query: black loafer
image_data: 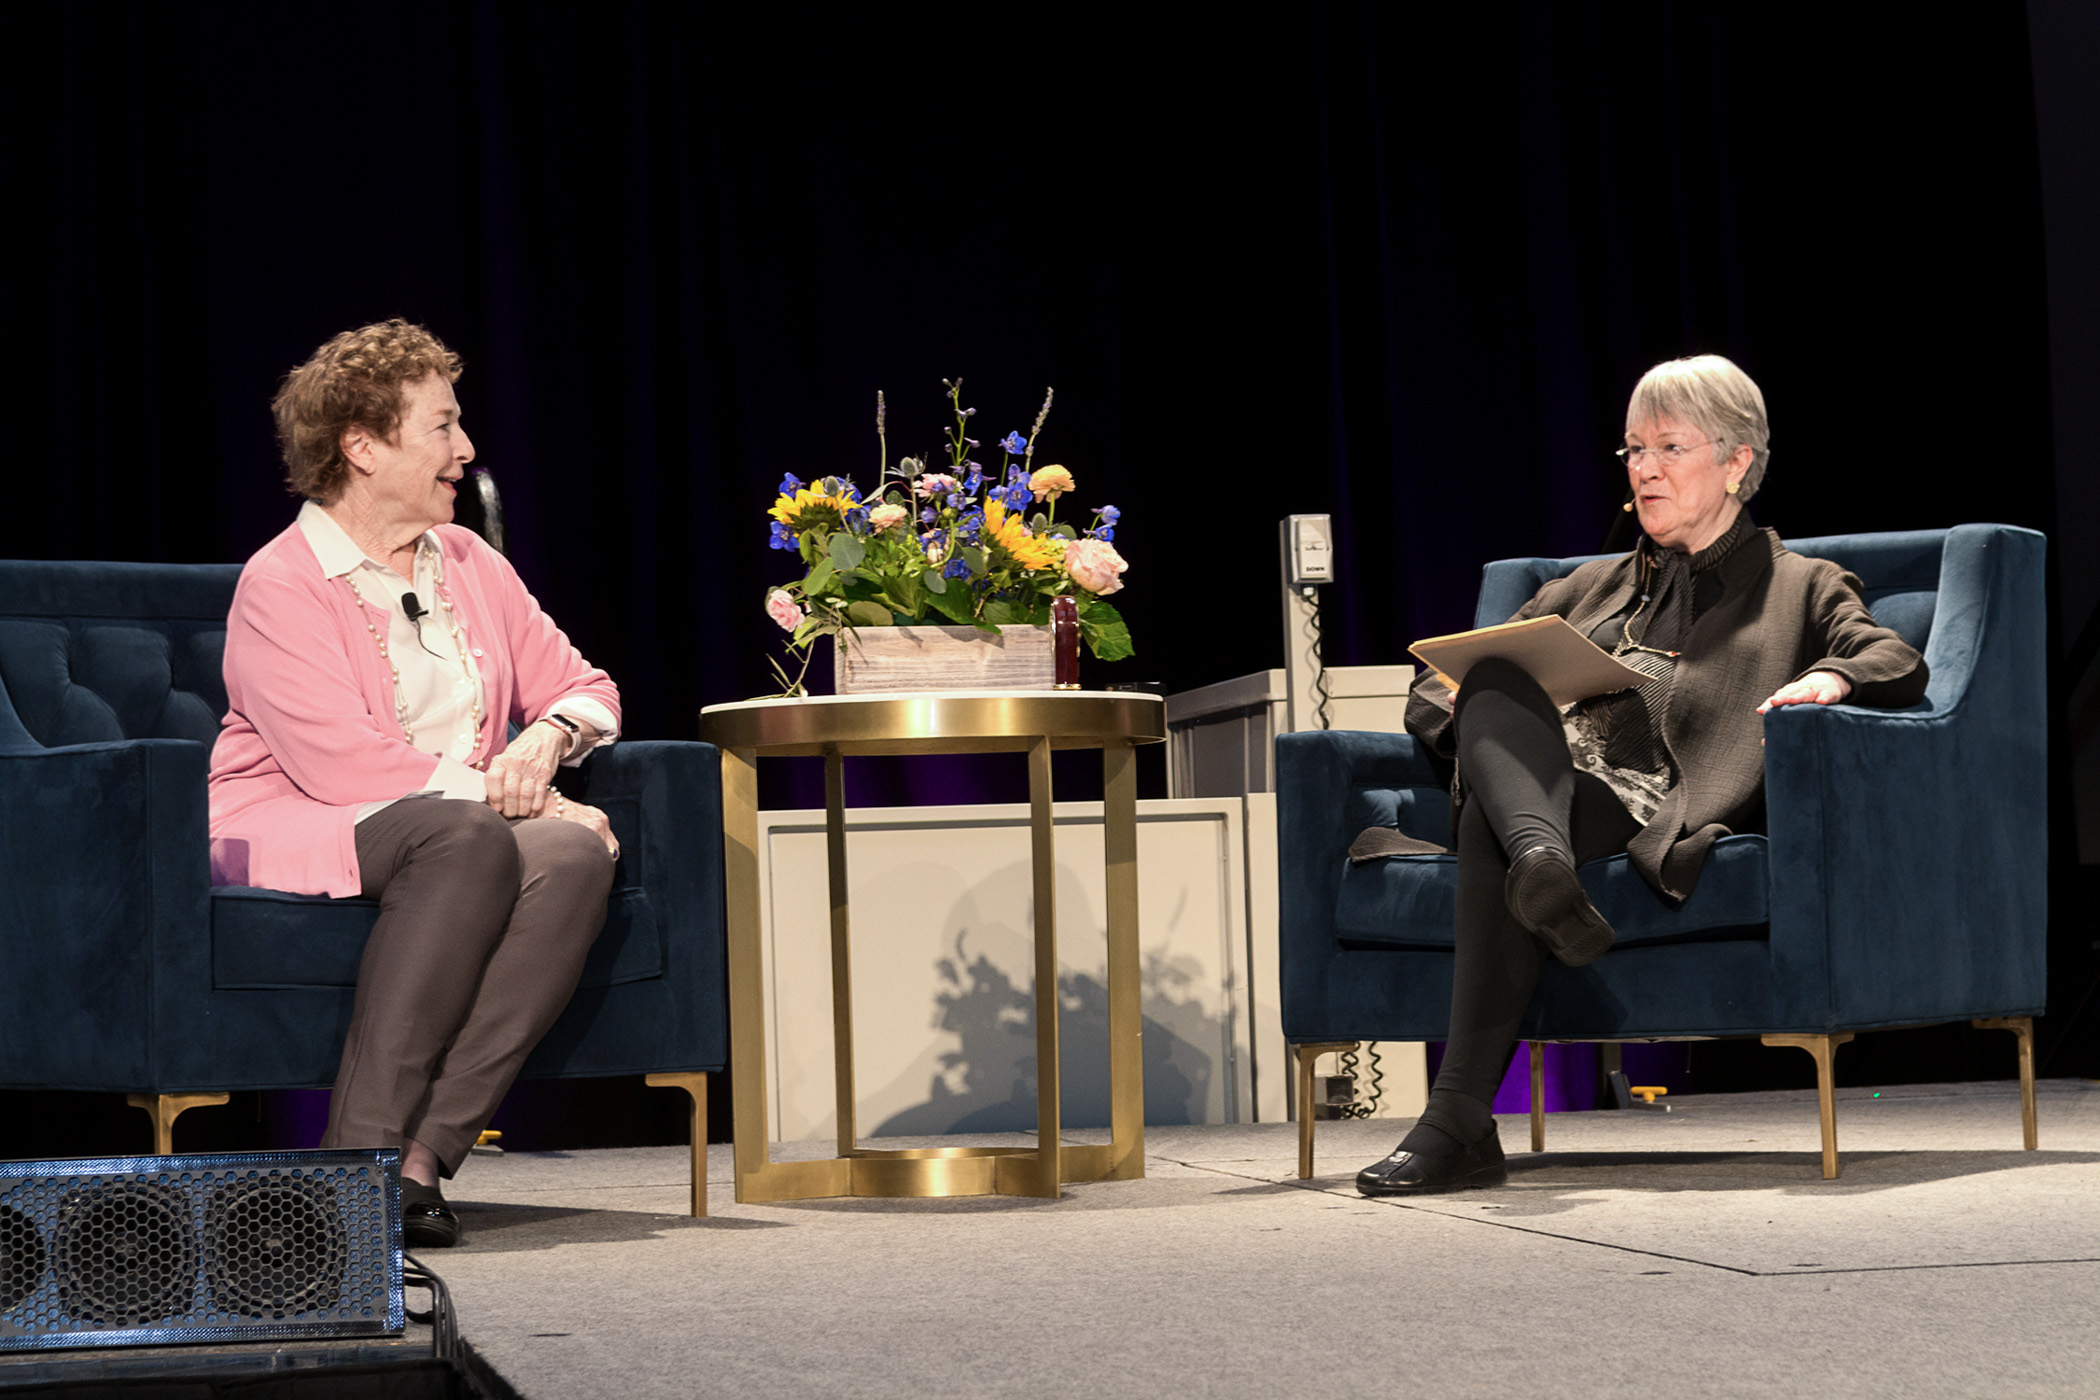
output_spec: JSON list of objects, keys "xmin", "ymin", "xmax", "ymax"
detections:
[
  {"xmin": 1356, "ymin": 1124, "xmax": 1507, "ymax": 1196},
  {"xmin": 1505, "ymin": 845, "xmax": 1615, "ymax": 967},
  {"xmin": 400, "ymin": 1180, "xmax": 461, "ymax": 1249}
]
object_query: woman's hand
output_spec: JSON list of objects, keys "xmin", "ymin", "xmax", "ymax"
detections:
[
  {"xmin": 1757, "ymin": 670, "xmax": 1852, "ymax": 714},
  {"xmin": 547, "ymin": 793, "xmax": 619, "ymax": 859},
  {"xmin": 483, "ymin": 720, "xmax": 569, "ymax": 817}
]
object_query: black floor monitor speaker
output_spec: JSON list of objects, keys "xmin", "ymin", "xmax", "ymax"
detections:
[{"xmin": 0, "ymin": 1148, "xmax": 403, "ymax": 1352}]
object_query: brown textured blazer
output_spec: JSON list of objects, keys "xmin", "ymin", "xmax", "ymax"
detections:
[{"xmin": 1410, "ymin": 527, "xmax": 1929, "ymax": 902}]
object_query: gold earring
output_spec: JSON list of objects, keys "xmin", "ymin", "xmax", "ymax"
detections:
[{"xmin": 1725, "ymin": 480, "xmax": 1741, "ymax": 495}]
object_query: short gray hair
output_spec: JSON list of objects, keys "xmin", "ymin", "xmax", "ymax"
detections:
[{"xmin": 1625, "ymin": 354, "xmax": 1770, "ymax": 502}]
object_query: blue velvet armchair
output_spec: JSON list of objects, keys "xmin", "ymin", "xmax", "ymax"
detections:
[
  {"xmin": 1278, "ymin": 525, "xmax": 2047, "ymax": 1179},
  {"xmin": 0, "ymin": 560, "xmax": 728, "ymax": 1213}
]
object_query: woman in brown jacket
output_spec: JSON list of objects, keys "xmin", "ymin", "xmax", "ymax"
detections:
[{"xmin": 1357, "ymin": 355, "xmax": 1928, "ymax": 1197}]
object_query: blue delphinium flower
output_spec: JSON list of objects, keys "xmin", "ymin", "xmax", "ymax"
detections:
[
  {"xmin": 1004, "ymin": 484, "xmax": 1031, "ymax": 510},
  {"xmin": 845, "ymin": 506, "xmax": 870, "ymax": 530},
  {"xmin": 943, "ymin": 557, "xmax": 971, "ymax": 579},
  {"xmin": 778, "ymin": 473, "xmax": 803, "ymax": 496},
  {"xmin": 920, "ymin": 506, "xmax": 938, "ymax": 525},
  {"xmin": 999, "ymin": 432, "xmax": 1027, "ymax": 455},
  {"xmin": 769, "ymin": 522, "xmax": 797, "ymax": 551},
  {"xmin": 1099, "ymin": 505, "xmax": 1122, "ymax": 525}
]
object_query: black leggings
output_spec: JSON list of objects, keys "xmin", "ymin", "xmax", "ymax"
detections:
[{"xmin": 1432, "ymin": 656, "xmax": 1642, "ymax": 1111}]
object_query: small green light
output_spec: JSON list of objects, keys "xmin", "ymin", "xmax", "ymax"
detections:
[{"xmin": 1872, "ymin": 1092, "xmax": 1881, "ymax": 1098}]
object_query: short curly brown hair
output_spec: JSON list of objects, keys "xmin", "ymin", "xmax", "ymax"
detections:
[{"xmin": 273, "ymin": 319, "xmax": 463, "ymax": 502}]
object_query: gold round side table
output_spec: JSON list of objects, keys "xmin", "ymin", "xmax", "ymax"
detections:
[{"xmin": 698, "ymin": 690, "xmax": 1167, "ymax": 1202}]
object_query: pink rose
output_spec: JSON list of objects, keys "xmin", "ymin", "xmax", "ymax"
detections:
[
  {"xmin": 869, "ymin": 503, "xmax": 909, "ymax": 531},
  {"xmin": 766, "ymin": 588, "xmax": 805, "ymax": 631},
  {"xmin": 1064, "ymin": 538, "xmax": 1128, "ymax": 596}
]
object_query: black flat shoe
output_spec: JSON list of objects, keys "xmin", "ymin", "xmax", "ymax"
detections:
[
  {"xmin": 1355, "ymin": 1124, "xmax": 1507, "ymax": 1196},
  {"xmin": 400, "ymin": 1180, "xmax": 461, "ymax": 1249},
  {"xmin": 1505, "ymin": 845, "xmax": 1615, "ymax": 967}
]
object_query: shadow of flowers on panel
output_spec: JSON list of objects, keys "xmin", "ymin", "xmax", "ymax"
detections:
[{"xmin": 871, "ymin": 930, "xmax": 1218, "ymax": 1137}]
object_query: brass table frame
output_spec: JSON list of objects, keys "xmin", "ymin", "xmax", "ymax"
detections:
[{"xmin": 698, "ymin": 690, "xmax": 1167, "ymax": 1202}]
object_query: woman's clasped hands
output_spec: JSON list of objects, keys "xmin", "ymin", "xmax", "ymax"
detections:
[{"xmin": 481, "ymin": 718, "xmax": 619, "ymax": 858}]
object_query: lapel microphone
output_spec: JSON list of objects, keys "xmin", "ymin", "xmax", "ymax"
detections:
[{"xmin": 400, "ymin": 591, "xmax": 448, "ymax": 660}]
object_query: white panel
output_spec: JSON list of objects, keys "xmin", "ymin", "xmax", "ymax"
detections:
[{"xmin": 757, "ymin": 799, "xmax": 1250, "ymax": 1143}]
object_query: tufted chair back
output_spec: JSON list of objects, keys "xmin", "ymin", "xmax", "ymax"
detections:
[{"xmin": 0, "ymin": 561, "xmax": 241, "ymax": 752}]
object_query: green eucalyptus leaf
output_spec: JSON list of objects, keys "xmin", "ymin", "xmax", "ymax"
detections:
[
  {"xmin": 829, "ymin": 533, "xmax": 866, "ymax": 570},
  {"xmin": 922, "ymin": 567, "xmax": 948, "ymax": 595},
  {"xmin": 804, "ymin": 557, "xmax": 836, "ymax": 593},
  {"xmin": 959, "ymin": 545, "xmax": 988, "ymax": 577},
  {"xmin": 845, "ymin": 600, "xmax": 893, "ymax": 627}
]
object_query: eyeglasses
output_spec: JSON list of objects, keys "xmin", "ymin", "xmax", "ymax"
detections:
[{"xmin": 1616, "ymin": 439, "xmax": 1713, "ymax": 467}]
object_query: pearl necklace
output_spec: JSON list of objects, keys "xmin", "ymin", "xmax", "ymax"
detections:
[{"xmin": 343, "ymin": 540, "xmax": 486, "ymax": 767}]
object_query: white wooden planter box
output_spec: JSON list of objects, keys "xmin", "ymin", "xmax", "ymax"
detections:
[{"xmin": 833, "ymin": 624, "xmax": 1054, "ymax": 693}]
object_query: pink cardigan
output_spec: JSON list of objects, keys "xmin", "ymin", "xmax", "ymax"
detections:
[{"xmin": 208, "ymin": 521, "xmax": 621, "ymax": 897}]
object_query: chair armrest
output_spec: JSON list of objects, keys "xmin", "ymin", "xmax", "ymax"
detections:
[
  {"xmin": 0, "ymin": 738, "xmax": 210, "ymax": 1089},
  {"xmin": 1276, "ymin": 730, "xmax": 1448, "ymax": 1020},
  {"xmin": 1763, "ymin": 523, "xmax": 2047, "ymax": 1029},
  {"xmin": 1762, "ymin": 697, "xmax": 2046, "ymax": 1028},
  {"xmin": 578, "ymin": 740, "xmax": 727, "ymax": 1065}
]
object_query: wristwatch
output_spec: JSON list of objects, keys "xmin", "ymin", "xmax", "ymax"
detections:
[{"xmin": 538, "ymin": 712, "xmax": 583, "ymax": 754}]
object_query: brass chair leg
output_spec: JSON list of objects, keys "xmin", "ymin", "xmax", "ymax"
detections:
[
  {"xmin": 1973, "ymin": 1016, "xmax": 2039, "ymax": 1150},
  {"xmin": 646, "ymin": 1072, "xmax": 711, "ymax": 1217},
  {"xmin": 1761, "ymin": 1033, "xmax": 1855, "ymax": 1179},
  {"xmin": 1293, "ymin": 1042, "xmax": 1357, "ymax": 1179},
  {"xmin": 125, "ymin": 1092, "xmax": 230, "ymax": 1155},
  {"xmin": 1529, "ymin": 1042, "xmax": 1546, "ymax": 1152}
]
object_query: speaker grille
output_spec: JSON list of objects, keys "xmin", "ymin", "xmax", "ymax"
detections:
[
  {"xmin": 55, "ymin": 1180, "xmax": 197, "ymax": 1326},
  {"xmin": 206, "ymin": 1177, "xmax": 347, "ymax": 1316},
  {"xmin": 0, "ymin": 1149, "xmax": 402, "ymax": 1351}
]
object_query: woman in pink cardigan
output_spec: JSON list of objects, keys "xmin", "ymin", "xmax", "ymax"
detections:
[{"xmin": 209, "ymin": 320, "xmax": 621, "ymax": 1248}]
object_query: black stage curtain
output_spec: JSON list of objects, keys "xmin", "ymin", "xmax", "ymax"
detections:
[
  {"xmin": 4, "ymin": 3, "xmax": 2056, "ymax": 730},
  {"xmin": 1, "ymin": 4, "xmax": 2085, "ymax": 1127}
]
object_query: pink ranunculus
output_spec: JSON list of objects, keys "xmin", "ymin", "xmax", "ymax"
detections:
[
  {"xmin": 916, "ymin": 472, "xmax": 961, "ymax": 496},
  {"xmin": 766, "ymin": 588, "xmax": 806, "ymax": 631},
  {"xmin": 1064, "ymin": 538, "xmax": 1128, "ymax": 596},
  {"xmin": 869, "ymin": 503, "xmax": 909, "ymax": 531}
]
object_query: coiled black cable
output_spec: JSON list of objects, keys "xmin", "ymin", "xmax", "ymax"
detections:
[
  {"xmin": 1300, "ymin": 585, "xmax": 1333, "ymax": 730},
  {"xmin": 404, "ymin": 1252, "xmax": 462, "ymax": 1362}
]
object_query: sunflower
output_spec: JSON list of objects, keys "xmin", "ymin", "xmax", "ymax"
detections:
[
  {"xmin": 769, "ymin": 486, "xmax": 855, "ymax": 534},
  {"xmin": 982, "ymin": 500, "xmax": 1061, "ymax": 571}
]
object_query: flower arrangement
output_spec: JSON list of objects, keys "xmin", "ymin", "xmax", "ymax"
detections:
[{"xmin": 762, "ymin": 379, "xmax": 1131, "ymax": 695}]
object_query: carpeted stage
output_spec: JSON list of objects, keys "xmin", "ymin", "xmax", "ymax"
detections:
[{"xmin": 4, "ymin": 1080, "xmax": 2094, "ymax": 1398}]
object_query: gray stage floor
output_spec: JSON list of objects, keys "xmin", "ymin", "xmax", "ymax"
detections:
[{"xmin": 428, "ymin": 1081, "xmax": 2095, "ymax": 1398}]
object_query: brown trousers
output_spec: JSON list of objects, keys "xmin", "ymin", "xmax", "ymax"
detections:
[{"xmin": 319, "ymin": 799, "xmax": 614, "ymax": 1176}]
